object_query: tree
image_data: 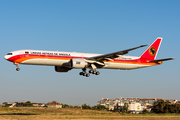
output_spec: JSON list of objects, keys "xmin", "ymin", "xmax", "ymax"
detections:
[
  {"xmin": 25, "ymin": 101, "xmax": 33, "ymax": 107},
  {"xmin": 123, "ymin": 103, "xmax": 129, "ymax": 113},
  {"xmin": 151, "ymin": 100, "xmax": 180, "ymax": 114},
  {"xmin": 2, "ymin": 102, "xmax": 11, "ymax": 107},
  {"xmin": 82, "ymin": 104, "xmax": 91, "ymax": 109},
  {"xmin": 96, "ymin": 104, "xmax": 107, "ymax": 111},
  {"xmin": 16, "ymin": 101, "xmax": 33, "ymax": 107},
  {"xmin": 143, "ymin": 109, "xmax": 150, "ymax": 114},
  {"xmin": 62, "ymin": 104, "xmax": 69, "ymax": 108}
]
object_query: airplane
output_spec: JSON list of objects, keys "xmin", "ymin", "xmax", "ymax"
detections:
[{"xmin": 4, "ymin": 38, "xmax": 174, "ymax": 77}]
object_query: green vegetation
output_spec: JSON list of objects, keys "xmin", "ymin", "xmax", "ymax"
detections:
[
  {"xmin": 151, "ymin": 100, "xmax": 180, "ymax": 113},
  {"xmin": 2, "ymin": 101, "xmax": 33, "ymax": 107},
  {"xmin": 62, "ymin": 103, "xmax": 107, "ymax": 111},
  {"xmin": 62, "ymin": 104, "xmax": 74, "ymax": 108},
  {"xmin": 2, "ymin": 102, "xmax": 11, "ymax": 107},
  {"xmin": 82, "ymin": 104, "xmax": 107, "ymax": 111},
  {"xmin": 82, "ymin": 104, "xmax": 91, "ymax": 109},
  {"xmin": 16, "ymin": 101, "xmax": 33, "ymax": 107},
  {"xmin": 114, "ymin": 102, "xmax": 129, "ymax": 113}
]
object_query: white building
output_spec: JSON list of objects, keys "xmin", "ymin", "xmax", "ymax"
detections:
[{"xmin": 128, "ymin": 102, "xmax": 142, "ymax": 113}]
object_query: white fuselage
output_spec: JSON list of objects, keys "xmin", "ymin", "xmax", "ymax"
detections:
[{"xmin": 4, "ymin": 50, "xmax": 153, "ymax": 70}]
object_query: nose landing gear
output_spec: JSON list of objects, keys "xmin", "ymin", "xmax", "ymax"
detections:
[
  {"xmin": 16, "ymin": 68, "xmax": 20, "ymax": 71},
  {"xmin": 14, "ymin": 63, "xmax": 20, "ymax": 71}
]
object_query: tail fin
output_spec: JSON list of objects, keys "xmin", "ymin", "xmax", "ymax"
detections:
[{"xmin": 140, "ymin": 38, "xmax": 162, "ymax": 60}]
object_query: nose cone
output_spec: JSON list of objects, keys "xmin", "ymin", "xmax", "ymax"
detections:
[
  {"xmin": 4, "ymin": 52, "xmax": 13, "ymax": 61},
  {"xmin": 4, "ymin": 55, "xmax": 9, "ymax": 60}
]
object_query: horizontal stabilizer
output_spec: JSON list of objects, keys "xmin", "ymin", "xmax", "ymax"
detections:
[{"xmin": 149, "ymin": 58, "xmax": 174, "ymax": 63}]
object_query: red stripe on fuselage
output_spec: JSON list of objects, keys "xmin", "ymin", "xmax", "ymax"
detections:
[{"xmin": 7, "ymin": 54, "xmax": 160, "ymax": 66}]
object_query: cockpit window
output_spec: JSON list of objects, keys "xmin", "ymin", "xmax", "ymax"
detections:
[{"xmin": 7, "ymin": 53, "xmax": 13, "ymax": 55}]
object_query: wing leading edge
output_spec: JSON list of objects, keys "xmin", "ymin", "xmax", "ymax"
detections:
[{"xmin": 86, "ymin": 45, "xmax": 148, "ymax": 61}]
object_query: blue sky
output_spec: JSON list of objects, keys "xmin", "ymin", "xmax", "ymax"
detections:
[{"xmin": 0, "ymin": 0, "xmax": 179, "ymax": 106}]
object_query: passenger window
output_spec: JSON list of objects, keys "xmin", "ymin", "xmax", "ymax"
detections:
[{"xmin": 25, "ymin": 51, "xmax": 29, "ymax": 54}]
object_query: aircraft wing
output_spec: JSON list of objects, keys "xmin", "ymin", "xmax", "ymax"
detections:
[{"xmin": 86, "ymin": 45, "xmax": 148, "ymax": 61}]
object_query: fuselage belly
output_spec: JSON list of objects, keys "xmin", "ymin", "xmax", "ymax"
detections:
[{"xmin": 20, "ymin": 57, "xmax": 150, "ymax": 70}]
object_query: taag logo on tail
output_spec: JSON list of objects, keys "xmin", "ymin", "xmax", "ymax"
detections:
[{"xmin": 149, "ymin": 47, "xmax": 156, "ymax": 56}]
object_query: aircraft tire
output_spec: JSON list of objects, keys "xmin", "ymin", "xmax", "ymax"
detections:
[
  {"xmin": 16, "ymin": 68, "xmax": 20, "ymax": 71},
  {"xmin": 79, "ymin": 72, "xmax": 83, "ymax": 75},
  {"xmin": 89, "ymin": 70, "xmax": 93, "ymax": 73},
  {"xmin": 83, "ymin": 73, "xmax": 86, "ymax": 76},
  {"xmin": 96, "ymin": 71, "xmax": 100, "ymax": 75},
  {"xmin": 86, "ymin": 73, "xmax": 90, "ymax": 77}
]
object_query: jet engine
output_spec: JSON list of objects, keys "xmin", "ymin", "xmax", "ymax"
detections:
[
  {"xmin": 55, "ymin": 66, "xmax": 71, "ymax": 72},
  {"xmin": 70, "ymin": 58, "xmax": 87, "ymax": 68}
]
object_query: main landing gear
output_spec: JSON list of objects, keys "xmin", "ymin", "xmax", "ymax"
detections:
[
  {"xmin": 89, "ymin": 70, "xmax": 100, "ymax": 75},
  {"xmin": 79, "ymin": 68, "xmax": 90, "ymax": 77},
  {"xmin": 79, "ymin": 68, "xmax": 100, "ymax": 77}
]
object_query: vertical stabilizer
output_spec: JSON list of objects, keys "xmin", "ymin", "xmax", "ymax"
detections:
[{"xmin": 140, "ymin": 38, "xmax": 162, "ymax": 60}]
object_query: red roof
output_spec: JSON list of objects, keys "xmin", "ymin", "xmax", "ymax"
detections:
[
  {"xmin": 101, "ymin": 99, "xmax": 107, "ymax": 101},
  {"xmin": 156, "ymin": 99, "xmax": 164, "ymax": 100}
]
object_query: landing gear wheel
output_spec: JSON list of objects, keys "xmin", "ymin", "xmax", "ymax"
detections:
[
  {"xmin": 95, "ymin": 71, "xmax": 100, "ymax": 75},
  {"xmin": 16, "ymin": 68, "xmax": 20, "ymax": 71},
  {"xmin": 86, "ymin": 73, "xmax": 90, "ymax": 77},
  {"xmin": 79, "ymin": 72, "xmax": 83, "ymax": 75},
  {"xmin": 89, "ymin": 70, "xmax": 93, "ymax": 73},
  {"xmin": 83, "ymin": 73, "xmax": 87, "ymax": 76},
  {"xmin": 93, "ymin": 71, "xmax": 96, "ymax": 74}
]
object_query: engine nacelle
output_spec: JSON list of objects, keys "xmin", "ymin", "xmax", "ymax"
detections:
[
  {"xmin": 55, "ymin": 66, "xmax": 71, "ymax": 72},
  {"xmin": 70, "ymin": 58, "xmax": 87, "ymax": 68}
]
